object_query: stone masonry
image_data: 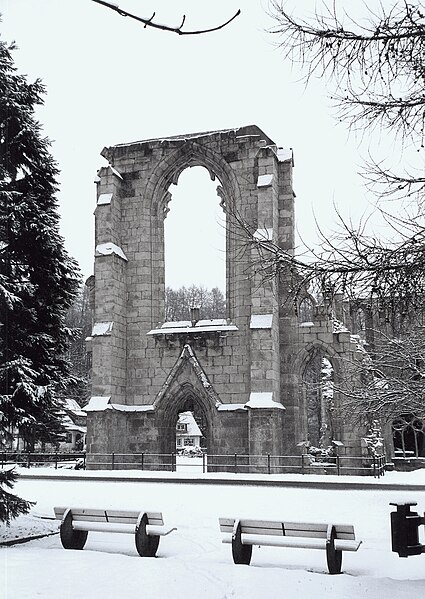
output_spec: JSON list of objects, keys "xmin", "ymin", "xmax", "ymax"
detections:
[{"xmin": 85, "ymin": 125, "xmax": 365, "ymax": 469}]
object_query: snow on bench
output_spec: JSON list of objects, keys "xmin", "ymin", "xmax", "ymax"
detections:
[
  {"xmin": 54, "ymin": 506, "xmax": 176, "ymax": 557},
  {"xmin": 219, "ymin": 517, "xmax": 361, "ymax": 574}
]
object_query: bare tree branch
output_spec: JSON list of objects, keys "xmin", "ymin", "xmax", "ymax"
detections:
[
  {"xmin": 91, "ymin": 1, "xmax": 241, "ymax": 36},
  {"xmin": 269, "ymin": 0, "xmax": 425, "ymax": 201}
]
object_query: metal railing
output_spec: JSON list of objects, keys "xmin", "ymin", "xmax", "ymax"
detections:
[
  {"xmin": 0, "ymin": 450, "xmax": 386, "ymax": 477},
  {"xmin": 0, "ymin": 451, "xmax": 86, "ymax": 469}
]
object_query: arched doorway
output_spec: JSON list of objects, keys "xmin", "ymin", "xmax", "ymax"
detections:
[{"xmin": 156, "ymin": 380, "xmax": 213, "ymax": 459}]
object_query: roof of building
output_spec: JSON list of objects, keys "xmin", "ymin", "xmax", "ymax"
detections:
[{"xmin": 176, "ymin": 411, "xmax": 202, "ymax": 437}]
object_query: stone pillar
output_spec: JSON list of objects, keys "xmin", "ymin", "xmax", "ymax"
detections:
[{"xmin": 91, "ymin": 165, "xmax": 127, "ymax": 403}]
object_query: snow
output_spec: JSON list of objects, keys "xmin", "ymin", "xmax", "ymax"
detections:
[
  {"xmin": 3, "ymin": 469, "xmax": 425, "ymax": 598},
  {"xmin": 177, "ymin": 412, "xmax": 202, "ymax": 437},
  {"xmin": 84, "ymin": 397, "xmax": 155, "ymax": 413},
  {"xmin": 108, "ymin": 165, "xmax": 123, "ymax": 180},
  {"xmin": 91, "ymin": 321, "xmax": 114, "ymax": 336},
  {"xmin": 216, "ymin": 403, "xmax": 246, "ymax": 411},
  {"xmin": 84, "ymin": 396, "xmax": 111, "ymax": 411},
  {"xmin": 275, "ymin": 147, "xmax": 293, "ymax": 163},
  {"xmin": 97, "ymin": 194, "xmax": 112, "ymax": 206},
  {"xmin": 148, "ymin": 320, "xmax": 238, "ymax": 335},
  {"xmin": 250, "ymin": 314, "xmax": 273, "ymax": 329},
  {"xmin": 246, "ymin": 392, "xmax": 285, "ymax": 410},
  {"xmin": 257, "ymin": 174, "xmax": 274, "ymax": 187},
  {"xmin": 95, "ymin": 242, "xmax": 128, "ymax": 261}
]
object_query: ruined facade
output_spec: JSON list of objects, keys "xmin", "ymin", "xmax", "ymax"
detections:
[{"xmin": 85, "ymin": 125, "xmax": 366, "ymax": 468}]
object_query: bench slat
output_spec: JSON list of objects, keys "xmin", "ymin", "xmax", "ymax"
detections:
[
  {"xmin": 222, "ymin": 534, "xmax": 361, "ymax": 552},
  {"xmin": 54, "ymin": 507, "xmax": 164, "ymax": 526},
  {"xmin": 73, "ymin": 522, "xmax": 136, "ymax": 534},
  {"xmin": 219, "ymin": 518, "xmax": 355, "ymax": 540},
  {"xmin": 238, "ymin": 527, "xmax": 354, "ymax": 540}
]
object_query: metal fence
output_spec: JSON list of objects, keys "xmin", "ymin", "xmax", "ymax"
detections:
[
  {"xmin": 0, "ymin": 450, "xmax": 386, "ymax": 477},
  {"xmin": 0, "ymin": 451, "xmax": 86, "ymax": 469}
]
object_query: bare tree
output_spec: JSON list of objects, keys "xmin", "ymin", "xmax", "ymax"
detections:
[
  {"xmin": 165, "ymin": 285, "xmax": 225, "ymax": 321},
  {"xmin": 270, "ymin": 1, "xmax": 425, "ymax": 203},
  {"xmin": 336, "ymin": 327, "xmax": 425, "ymax": 424},
  {"xmin": 92, "ymin": 1, "xmax": 241, "ymax": 36},
  {"xmin": 227, "ymin": 2, "xmax": 424, "ymax": 310}
]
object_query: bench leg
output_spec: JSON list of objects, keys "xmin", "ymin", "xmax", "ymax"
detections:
[
  {"xmin": 232, "ymin": 521, "xmax": 253, "ymax": 565},
  {"xmin": 60, "ymin": 509, "xmax": 88, "ymax": 550},
  {"xmin": 326, "ymin": 525, "xmax": 342, "ymax": 574},
  {"xmin": 135, "ymin": 513, "xmax": 160, "ymax": 557}
]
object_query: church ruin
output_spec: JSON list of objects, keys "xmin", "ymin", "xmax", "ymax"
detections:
[{"xmin": 85, "ymin": 125, "xmax": 369, "ymax": 469}]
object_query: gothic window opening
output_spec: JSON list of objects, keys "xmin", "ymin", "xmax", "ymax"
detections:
[
  {"xmin": 302, "ymin": 354, "xmax": 334, "ymax": 449},
  {"xmin": 164, "ymin": 166, "xmax": 226, "ymax": 320},
  {"xmin": 298, "ymin": 297, "xmax": 315, "ymax": 323},
  {"xmin": 392, "ymin": 414, "xmax": 425, "ymax": 458}
]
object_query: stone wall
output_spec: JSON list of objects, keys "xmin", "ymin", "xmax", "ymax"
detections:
[{"xmin": 85, "ymin": 125, "xmax": 365, "ymax": 469}]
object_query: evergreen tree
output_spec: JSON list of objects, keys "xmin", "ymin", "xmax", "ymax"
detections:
[
  {"xmin": 0, "ymin": 467, "xmax": 33, "ymax": 524},
  {"xmin": 0, "ymin": 37, "xmax": 80, "ymax": 452}
]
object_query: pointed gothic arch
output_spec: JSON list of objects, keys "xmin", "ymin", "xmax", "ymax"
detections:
[
  {"xmin": 143, "ymin": 139, "xmax": 244, "ymax": 326},
  {"xmin": 154, "ymin": 344, "xmax": 220, "ymax": 454}
]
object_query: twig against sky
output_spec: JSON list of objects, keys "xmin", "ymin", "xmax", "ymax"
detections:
[{"xmin": 91, "ymin": 1, "xmax": 241, "ymax": 36}]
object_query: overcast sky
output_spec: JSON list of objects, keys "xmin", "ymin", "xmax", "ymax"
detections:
[{"xmin": 1, "ymin": 0, "xmax": 385, "ymax": 289}]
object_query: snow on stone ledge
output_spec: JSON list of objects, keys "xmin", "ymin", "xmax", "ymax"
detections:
[
  {"xmin": 109, "ymin": 165, "xmax": 123, "ymax": 180},
  {"xmin": 97, "ymin": 193, "xmax": 113, "ymax": 205},
  {"xmin": 253, "ymin": 228, "xmax": 273, "ymax": 241},
  {"xmin": 109, "ymin": 404, "xmax": 154, "ymax": 413},
  {"xmin": 216, "ymin": 403, "xmax": 246, "ymax": 412},
  {"xmin": 257, "ymin": 174, "xmax": 274, "ymax": 187},
  {"xmin": 250, "ymin": 314, "xmax": 273, "ymax": 329},
  {"xmin": 299, "ymin": 321, "xmax": 314, "ymax": 328},
  {"xmin": 91, "ymin": 322, "xmax": 113, "ymax": 336},
  {"xmin": 84, "ymin": 396, "xmax": 111, "ymax": 411},
  {"xmin": 148, "ymin": 319, "xmax": 238, "ymax": 335},
  {"xmin": 95, "ymin": 242, "xmax": 128, "ymax": 261},
  {"xmin": 276, "ymin": 147, "xmax": 293, "ymax": 163},
  {"xmin": 246, "ymin": 392, "xmax": 285, "ymax": 410},
  {"xmin": 84, "ymin": 396, "xmax": 154, "ymax": 413}
]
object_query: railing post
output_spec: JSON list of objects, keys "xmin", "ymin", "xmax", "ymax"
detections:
[
  {"xmin": 301, "ymin": 453, "xmax": 304, "ymax": 474},
  {"xmin": 172, "ymin": 452, "xmax": 176, "ymax": 472},
  {"xmin": 336, "ymin": 454, "xmax": 340, "ymax": 476},
  {"xmin": 54, "ymin": 452, "xmax": 58, "ymax": 469},
  {"xmin": 111, "ymin": 452, "xmax": 115, "ymax": 470},
  {"xmin": 267, "ymin": 453, "xmax": 271, "ymax": 475},
  {"xmin": 27, "ymin": 452, "xmax": 31, "ymax": 468},
  {"xmin": 234, "ymin": 453, "xmax": 237, "ymax": 473},
  {"xmin": 202, "ymin": 452, "xmax": 206, "ymax": 474},
  {"xmin": 141, "ymin": 452, "xmax": 144, "ymax": 471}
]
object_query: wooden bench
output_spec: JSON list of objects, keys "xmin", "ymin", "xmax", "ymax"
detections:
[
  {"xmin": 219, "ymin": 517, "xmax": 361, "ymax": 574},
  {"xmin": 54, "ymin": 507, "xmax": 176, "ymax": 557}
]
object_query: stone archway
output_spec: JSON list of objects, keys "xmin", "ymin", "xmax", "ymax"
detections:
[
  {"xmin": 153, "ymin": 344, "xmax": 219, "ymax": 455},
  {"xmin": 294, "ymin": 341, "xmax": 343, "ymax": 448},
  {"xmin": 156, "ymin": 382, "xmax": 212, "ymax": 456},
  {"xmin": 302, "ymin": 351, "xmax": 335, "ymax": 447}
]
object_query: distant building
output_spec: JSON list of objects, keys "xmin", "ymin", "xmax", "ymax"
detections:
[
  {"xmin": 176, "ymin": 411, "xmax": 202, "ymax": 452},
  {"xmin": 58, "ymin": 398, "xmax": 87, "ymax": 451}
]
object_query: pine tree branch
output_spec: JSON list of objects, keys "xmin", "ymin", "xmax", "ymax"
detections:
[{"xmin": 91, "ymin": 1, "xmax": 241, "ymax": 36}]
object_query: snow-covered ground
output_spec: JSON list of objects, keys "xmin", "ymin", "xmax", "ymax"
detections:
[{"xmin": 2, "ymin": 468, "xmax": 425, "ymax": 598}]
